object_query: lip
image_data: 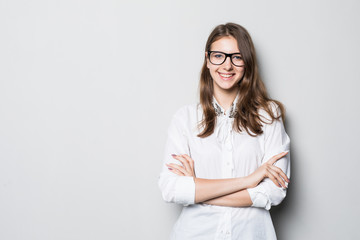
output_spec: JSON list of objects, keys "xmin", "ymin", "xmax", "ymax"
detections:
[{"xmin": 218, "ymin": 72, "xmax": 235, "ymax": 81}]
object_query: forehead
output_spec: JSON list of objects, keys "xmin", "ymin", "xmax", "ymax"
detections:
[{"xmin": 210, "ymin": 36, "xmax": 240, "ymax": 53}]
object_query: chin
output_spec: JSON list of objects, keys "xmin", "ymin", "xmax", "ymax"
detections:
[
  {"xmin": 220, "ymin": 78, "xmax": 238, "ymax": 86},
  {"xmin": 216, "ymin": 82, "xmax": 238, "ymax": 91}
]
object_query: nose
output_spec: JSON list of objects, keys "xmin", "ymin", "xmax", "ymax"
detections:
[{"xmin": 222, "ymin": 56, "xmax": 233, "ymax": 70}]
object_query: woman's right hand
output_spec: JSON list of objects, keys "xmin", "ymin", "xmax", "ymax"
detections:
[{"xmin": 245, "ymin": 151, "xmax": 289, "ymax": 189}]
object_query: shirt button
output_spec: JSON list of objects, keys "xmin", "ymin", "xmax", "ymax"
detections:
[
  {"xmin": 226, "ymin": 231, "xmax": 230, "ymax": 235},
  {"xmin": 227, "ymin": 162, "xmax": 230, "ymax": 166}
]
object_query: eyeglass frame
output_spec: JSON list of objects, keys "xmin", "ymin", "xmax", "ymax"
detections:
[{"xmin": 207, "ymin": 51, "xmax": 245, "ymax": 67}]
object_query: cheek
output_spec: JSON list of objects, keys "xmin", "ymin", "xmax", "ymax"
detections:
[
  {"xmin": 238, "ymin": 69, "xmax": 245, "ymax": 77},
  {"xmin": 235, "ymin": 70, "xmax": 245, "ymax": 82},
  {"xmin": 209, "ymin": 68, "xmax": 219, "ymax": 79},
  {"xmin": 207, "ymin": 63, "xmax": 215, "ymax": 74}
]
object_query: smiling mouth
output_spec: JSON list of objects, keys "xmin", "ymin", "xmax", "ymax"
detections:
[{"xmin": 218, "ymin": 72, "xmax": 235, "ymax": 80}]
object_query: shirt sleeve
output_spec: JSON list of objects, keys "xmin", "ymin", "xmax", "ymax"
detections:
[
  {"xmin": 247, "ymin": 102, "xmax": 291, "ymax": 210},
  {"xmin": 158, "ymin": 107, "xmax": 196, "ymax": 206}
]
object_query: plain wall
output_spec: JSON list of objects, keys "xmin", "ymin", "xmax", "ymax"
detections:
[{"xmin": 1, "ymin": 0, "xmax": 359, "ymax": 239}]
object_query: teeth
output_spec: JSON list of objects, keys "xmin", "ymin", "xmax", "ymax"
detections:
[{"xmin": 220, "ymin": 73, "xmax": 233, "ymax": 77}]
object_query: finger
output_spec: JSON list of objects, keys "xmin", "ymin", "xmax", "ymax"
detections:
[
  {"xmin": 166, "ymin": 163, "xmax": 187, "ymax": 175},
  {"xmin": 181, "ymin": 154, "xmax": 196, "ymax": 177},
  {"xmin": 269, "ymin": 165, "xmax": 290, "ymax": 183},
  {"xmin": 266, "ymin": 171, "xmax": 282, "ymax": 188},
  {"xmin": 182, "ymin": 154, "xmax": 195, "ymax": 170},
  {"xmin": 172, "ymin": 154, "xmax": 191, "ymax": 172},
  {"xmin": 268, "ymin": 151, "xmax": 288, "ymax": 165},
  {"xmin": 268, "ymin": 168, "xmax": 286, "ymax": 188},
  {"xmin": 165, "ymin": 163, "xmax": 184, "ymax": 176},
  {"xmin": 168, "ymin": 167, "xmax": 184, "ymax": 176}
]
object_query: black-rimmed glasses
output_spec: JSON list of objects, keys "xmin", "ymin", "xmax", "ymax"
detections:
[{"xmin": 208, "ymin": 51, "xmax": 244, "ymax": 67}]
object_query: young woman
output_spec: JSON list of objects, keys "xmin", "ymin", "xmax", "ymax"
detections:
[{"xmin": 158, "ymin": 22, "xmax": 290, "ymax": 240}]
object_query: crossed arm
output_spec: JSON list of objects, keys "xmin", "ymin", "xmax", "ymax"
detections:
[{"xmin": 166, "ymin": 152, "xmax": 289, "ymax": 207}]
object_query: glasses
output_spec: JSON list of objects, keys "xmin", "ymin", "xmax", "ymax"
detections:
[{"xmin": 208, "ymin": 51, "xmax": 244, "ymax": 67}]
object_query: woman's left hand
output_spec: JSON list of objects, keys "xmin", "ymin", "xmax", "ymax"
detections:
[{"xmin": 166, "ymin": 154, "xmax": 196, "ymax": 177}]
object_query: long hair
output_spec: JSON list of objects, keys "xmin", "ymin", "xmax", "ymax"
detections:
[{"xmin": 197, "ymin": 22, "xmax": 285, "ymax": 138}]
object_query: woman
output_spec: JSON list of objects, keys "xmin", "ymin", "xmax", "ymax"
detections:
[{"xmin": 158, "ymin": 22, "xmax": 290, "ymax": 240}]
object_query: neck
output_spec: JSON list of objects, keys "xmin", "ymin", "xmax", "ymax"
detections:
[{"xmin": 213, "ymin": 87, "xmax": 239, "ymax": 111}]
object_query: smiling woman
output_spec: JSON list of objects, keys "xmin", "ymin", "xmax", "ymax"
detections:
[
  {"xmin": 158, "ymin": 22, "xmax": 291, "ymax": 240},
  {"xmin": 205, "ymin": 36, "xmax": 245, "ymax": 104}
]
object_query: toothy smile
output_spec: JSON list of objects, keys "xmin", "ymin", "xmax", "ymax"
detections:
[
  {"xmin": 219, "ymin": 73, "xmax": 234, "ymax": 77},
  {"xmin": 218, "ymin": 72, "xmax": 235, "ymax": 80}
]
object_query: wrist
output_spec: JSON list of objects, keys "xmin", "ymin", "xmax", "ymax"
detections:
[
  {"xmin": 242, "ymin": 175, "xmax": 251, "ymax": 188},
  {"xmin": 243, "ymin": 174, "xmax": 257, "ymax": 189},
  {"xmin": 239, "ymin": 176, "xmax": 250, "ymax": 189}
]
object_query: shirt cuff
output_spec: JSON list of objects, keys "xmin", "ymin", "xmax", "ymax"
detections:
[
  {"xmin": 247, "ymin": 185, "xmax": 271, "ymax": 210},
  {"xmin": 175, "ymin": 176, "xmax": 196, "ymax": 206}
]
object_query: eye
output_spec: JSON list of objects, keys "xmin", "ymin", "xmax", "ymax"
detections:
[
  {"xmin": 214, "ymin": 54, "xmax": 223, "ymax": 58},
  {"xmin": 233, "ymin": 55, "xmax": 242, "ymax": 60}
]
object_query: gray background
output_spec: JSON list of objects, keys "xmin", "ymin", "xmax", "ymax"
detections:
[{"xmin": 0, "ymin": 0, "xmax": 359, "ymax": 239}]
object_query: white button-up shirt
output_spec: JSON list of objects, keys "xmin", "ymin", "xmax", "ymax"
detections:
[{"xmin": 158, "ymin": 94, "xmax": 291, "ymax": 240}]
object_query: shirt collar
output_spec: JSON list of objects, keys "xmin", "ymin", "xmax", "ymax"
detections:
[{"xmin": 212, "ymin": 92, "xmax": 239, "ymax": 118}]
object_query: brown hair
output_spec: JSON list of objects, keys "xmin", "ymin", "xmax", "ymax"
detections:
[{"xmin": 197, "ymin": 22, "xmax": 285, "ymax": 137}]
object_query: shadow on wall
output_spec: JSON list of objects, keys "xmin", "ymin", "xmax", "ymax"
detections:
[{"xmin": 271, "ymin": 115, "xmax": 298, "ymax": 240}]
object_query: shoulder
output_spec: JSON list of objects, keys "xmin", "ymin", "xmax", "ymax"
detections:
[
  {"xmin": 172, "ymin": 103, "xmax": 201, "ymax": 120},
  {"xmin": 258, "ymin": 101, "xmax": 282, "ymax": 124},
  {"xmin": 170, "ymin": 103, "xmax": 203, "ymax": 135}
]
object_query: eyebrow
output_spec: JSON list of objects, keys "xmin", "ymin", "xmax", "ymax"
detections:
[{"xmin": 210, "ymin": 50, "xmax": 241, "ymax": 54}]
